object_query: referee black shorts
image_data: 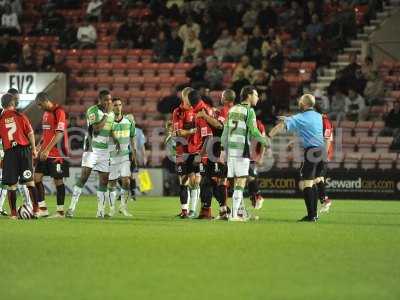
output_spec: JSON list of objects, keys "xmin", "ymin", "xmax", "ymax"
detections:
[
  {"xmin": 2, "ymin": 145, "xmax": 34, "ymax": 186},
  {"xmin": 35, "ymin": 158, "xmax": 70, "ymax": 179},
  {"xmin": 299, "ymin": 147, "xmax": 324, "ymax": 181}
]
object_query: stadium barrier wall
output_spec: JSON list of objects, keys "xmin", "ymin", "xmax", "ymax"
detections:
[
  {"xmin": 258, "ymin": 169, "xmax": 400, "ymax": 200},
  {"xmin": 42, "ymin": 167, "xmax": 164, "ymax": 197}
]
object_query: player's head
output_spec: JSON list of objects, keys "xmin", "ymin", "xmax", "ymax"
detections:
[
  {"xmin": 298, "ymin": 94, "xmax": 315, "ymax": 111},
  {"xmin": 221, "ymin": 89, "xmax": 236, "ymax": 106},
  {"xmin": 98, "ymin": 89, "xmax": 112, "ymax": 109},
  {"xmin": 7, "ymin": 88, "xmax": 19, "ymax": 107},
  {"xmin": 35, "ymin": 92, "xmax": 53, "ymax": 111},
  {"xmin": 1, "ymin": 93, "xmax": 18, "ymax": 109},
  {"xmin": 240, "ymin": 85, "xmax": 258, "ymax": 107},
  {"xmin": 112, "ymin": 97, "xmax": 123, "ymax": 116},
  {"xmin": 181, "ymin": 87, "xmax": 194, "ymax": 109},
  {"xmin": 188, "ymin": 90, "xmax": 201, "ymax": 107}
]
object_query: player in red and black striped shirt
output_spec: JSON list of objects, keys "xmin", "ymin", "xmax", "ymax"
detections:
[
  {"xmin": 34, "ymin": 92, "xmax": 70, "ymax": 218},
  {"xmin": 0, "ymin": 93, "xmax": 40, "ymax": 219}
]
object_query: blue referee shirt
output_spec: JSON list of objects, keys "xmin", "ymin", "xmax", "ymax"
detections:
[{"xmin": 284, "ymin": 109, "xmax": 324, "ymax": 149}]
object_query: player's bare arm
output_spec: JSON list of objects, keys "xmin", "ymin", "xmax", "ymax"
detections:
[
  {"xmin": 176, "ymin": 128, "xmax": 196, "ymax": 137},
  {"xmin": 27, "ymin": 131, "xmax": 38, "ymax": 159},
  {"xmin": 39, "ymin": 131, "xmax": 64, "ymax": 161},
  {"xmin": 268, "ymin": 121, "xmax": 285, "ymax": 138},
  {"xmin": 196, "ymin": 110, "xmax": 222, "ymax": 129}
]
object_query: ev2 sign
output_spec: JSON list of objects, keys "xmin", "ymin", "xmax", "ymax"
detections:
[{"xmin": 6, "ymin": 73, "xmax": 36, "ymax": 94}]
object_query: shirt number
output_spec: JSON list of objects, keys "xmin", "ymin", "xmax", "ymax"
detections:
[{"xmin": 6, "ymin": 122, "xmax": 16, "ymax": 142}]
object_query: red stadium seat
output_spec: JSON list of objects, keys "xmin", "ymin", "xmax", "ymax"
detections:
[
  {"xmin": 142, "ymin": 62, "xmax": 159, "ymax": 77},
  {"xmin": 173, "ymin": 63, "xmax": 191, "ymax": 76},
  {"xmin": 158, "ymin": 63, "xmax": 174, "ymax": 77},
  {"xmin": 379, "ymin": 153, "xmax": 397, "ymax": 169},
  {"xmin": 113, "ymin": 76, "xmax": 130, "ymax": 90},
  {"xmin": 159, "ymin": 77, "xmax": 175, "ymax": 89},
  {"xmin": 97, "ymin": 62, "xmax": 113, "ymax": 76},
  {"xmin": 111, "ymin": 49, "xmax": 127, "ymax": 62},
  {"xmin": 127, "ymin": 62, "xmax": 143, "ymax": 76},
  {"xmin": 361, "ymin": 153, "xmax": 379, "ymax": 169},
  {"xmin": 375, "ymin": 137, "xmax": 394, "ymax": 153},
  {"xmin": 112, "ymin": 63, "xmax": 128, "ymax": 76},
  {"xmin": 96, "ymin": 49, "xmax": 111, "ymax": 63},
  {"xmin": 128, "ymin": 76, "xmax": 144, "ymax": 90},
  {"xmin": 358, "ymin": 137, "xmax": 376, "ymax": 152},
  {"xmin": 145, "ymin": 91, "xmax": 162, "ymax": 102},
  {"xmin": 342, "ymin": 137, "xmax": 359, "ymax": 152},
  {"xmin": 343, "ymin": 152, "xmax": 362, "ymax": 169},
  {"xmin": 143, "ymin": 77, "xmax": 160, "ymax": 90},
  {"xmin": 126, "ymin": 49, "xmax": 142, "ymax": 63},
  {"xmin": 354, "ymin": 121, "xmax": 373, "ymax": 137},
  {"xmin": 81, "ymin": 50, "xmax": 96, "ymax": 63},
  {"xmin": 372, "ymin": 121, "xmax": 385, "ymax": 136}
]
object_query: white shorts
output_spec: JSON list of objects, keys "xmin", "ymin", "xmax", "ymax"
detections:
[
  {"xmin": 109, "ymin": 157, "xmax": 131, "ymax": 181},
  {"xmin": 227, "ymin": 157, "xmax": 250, "ymax": 178},
  {"xmin": 81, "ymin": 151, "xmax": 110, "ymax": 173}
]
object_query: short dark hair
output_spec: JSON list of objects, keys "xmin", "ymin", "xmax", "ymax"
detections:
[
  {"xmin": 188, "ymin": 90, "xmax": 201, "ymax": 107},
  {"xmin": 240, "ymin": 85, "xmax": 255, "ymax": 102},
  {"xmin": 7, "ymin": 88, "xmax": 18, "ymax": 95},
  {"xmin": 99, "ymin": 90, "xmax": 111, "ymax": 100},
  {"xmin": 35, "ymin": 92, "xmax": 50, "ymax": 103},
  {"xmin": 112, "ymin": 97, "xmax": 123, "ymax": 103},
  {"xmin": 222, "ymin": 89, "xmax": 236, "ymax": 102},
  {"xmin": 1, "ymin": 93, "xmax": 16, "ymax": 108}
]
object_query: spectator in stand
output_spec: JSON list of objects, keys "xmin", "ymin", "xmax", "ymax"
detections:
[
  {"xmin": 1, "ymin": 4, "xmax": 20, "ymax": 35},
  {"xmin": 314, "ymin": 89, "xmax": 330, "ymax": 112},
  {"xmin": 364, "ymin": 71, "xmax": 385, "ymax": 105},
  {"xmin": 306, "ymin": 14, "xmax": 324, "ymax": 39},
  {"xmin": 226, "ymin": 27, "xmax": 248, "ymax": 61},
  {"xmin": 289, "ymin": 31, "xmax": 313, "ymax": 60},
  {"xmin": 251, "ymin": 70, "xmax": 273, "ymax": 97},
  {"xmin": 361, "ymin": 56, "xmax": 376, "ymax": 81},
  {"xmin": 204, "ymin": 56, "xmax": 224, "ymax": 90},
  {"xmin": 337, "ymin": 52, "xmax": 363, "ymax": 93},
  {"xmin": 232, "ymin": 55, "xmax": 254, "ymax": 82},
  {"xmin": 345, "ymin": 88, "xmax": 366, "ymax": 121},
  {"xmin": 304, "ymin": 0, "xmax": 320, "ymax": 25},
  {"xmin": 86, "ymin": 0, "xmax": 103, "ymax": 22},
  {"xmin": 270, "ymin": 72, "xmax": 290, "ymax": 112},
  {"xmin": 199, "ymin": 14, "xmax": 217, "ymax": 49},
  {"xmin": 260, "ymin": 59, "xmax": 275, "ymax": 76},
  {"xmin": 289, "ymin": 18, "xmax": 305, "ymax": 38},
  {"xmin": 59, "ymin": 23, "xmax": 77, "ymax": 49},
  {"xmin": 42, "ymin": 9, "xmax": 65, "ymax": 35},
  {"xmin": 266, "ymin": 41, "xmax": 284, "ymax": 71},
  {"xmin": 157, "ymin": 85, "xmax": 180, "ymax": 115},
  {"xmin": 53, "ymin": 55, "xmax": 70, "ymax": 79},
  {"xmin": 75, "ymin": 19, "xmax": 97, "ymax": 49},
  {"xmin": 0, "ymin": 33, "xmax": 20, "ymax": 63},
  {"xmin": 382, "ymin": 102, "xmax": 400, "ymax": 136},
  {"xmin": 154, "ymin": 15, "xmax": 171, "ymax": 38},
  {"xmin": 136, "ymin": 18, "xmax": 156, "ymax": 49},
  {"xmin": 186, "ymin": 56, "xmax": 206, "ymax": 87},
  {"xmin": 178, "ymin": 16, "xmax": 200, "ymax": 42},
  {"xmin": 281, "ymin": 1, "xmax": 303, "ymax": 32},
  {"xmin": 181, "ymin": 30, "xmax": 202, "ymax": 62},
  {"xmin": 115, "ymin": 17, "xmax": 137, "ymax": 49},
  {"xmin": 241, "ymin": 2, "xmax": 259, "ymax": 33},
  {"xmin": 213, "ymin": 29, "xmax": 232, "ymax": 62},
  {"xmin": 312, "ymin": 34, "xmax": 331, "ymax": 66},
  {"xmin": 257, "ymin": 1, "xmax": 278, "ymax": 30},
  {"xmin": 40, "ymin": 47, "xmax": 55, "ymax": 71},
  {"xmin": 329, "ymin": 89, "xmax": 348, "ymax": 121},
  {"xmin": 247, "ymin": 26, "xmax": 264, "ymax": 56},
  {"xmin": 9, "ymin": 0, "xmax": 22, "ymax": 16},
  {"xmin": 231, "ymin": 69, "xmax": 250, "ymax": 98},
  {"xmin": 152, "ymin": 31, "xmax": 169, "ymax": 62},
  {"xmin": 18, "ymin": 44, "xmax": 37, "ymax": 72},
  {"xmin": 166, "ymin": 29, "xmax": 183, "ymax": 62},
  {"xmin": 261, "ymin": 28, "xmax": 282, "ymax": 57}
]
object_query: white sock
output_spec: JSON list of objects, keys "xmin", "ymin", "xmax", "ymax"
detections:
[
  {"xmin": 96, "ymin": 190, "xmax": 107, "ymax": 213},
  {"xmin": 120, "ymin": 189, "xmax": 129, "ymax": 209},
  {"xmin": 189, "ymin": 187, "xmax": 200, "ymax": 212},
  {"xmin": 232, "ymin": 188, "xmax": 243, "ymax": 218},
  {"xmin": 69, "ymin": 185, "xmax": 82, "ymax": 210},
  {"xmin": 18, "ymin": 185, "xmax": 32, "ymax": 208},
  {"xmin": 56, "ymin": 205, "xmax": 64, "ymax": 212},
  {"xmin": 110, "ymin": 190, "xmax": 117, "ymax": 209},
  {"xmin": 0, "ymin": 186, "xmax": 7, "ymax": 210}
]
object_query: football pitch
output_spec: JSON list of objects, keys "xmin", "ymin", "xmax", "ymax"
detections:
[{"xmin": 0, "ymin": 196, "xmax": 399, "ymax": 300}]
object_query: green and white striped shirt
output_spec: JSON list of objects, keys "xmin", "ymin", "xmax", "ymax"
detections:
[
  {"xmin": 110, "ymin": 115, "xmax": 136, "ymax": 159},
  {"xmin": 221, "ymin": 103, "xmax": 267, "ymax": 158},
  {"xmin": 86, "ymin": 105, "xmax": 115, "ymax": 152}
]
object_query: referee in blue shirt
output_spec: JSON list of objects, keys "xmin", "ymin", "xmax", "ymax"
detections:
[{"xmin": 269, "ymin": 94, "xmax": 324, "ymax": 222}]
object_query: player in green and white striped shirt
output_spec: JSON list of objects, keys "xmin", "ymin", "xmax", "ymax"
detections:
[
  {"xmin": 107, "ymin": 97, "xmax": 136, "ymax": 217},
  {"xmin": 67, "ymin": 90, "xmax": 115, "ymax": 218},
  {"xmin": 221, "ymin": 86, "xmax": 269, "ymax": 221}
]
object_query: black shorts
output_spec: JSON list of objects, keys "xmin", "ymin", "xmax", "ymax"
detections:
[
  {"xmin": 249, "ymin": 161, "xmax": 258, "ymax": 177},
  {"xmin": 210, "ymin": 162, "xmax": 227, "ymax": 178},
  {"xmin": 2, "ymin": 145, "xmax": 34, "ymax": 185},
  {"xmin": 299, "ymin": 147, "xmax": 323, "ymax": 180},
  {"xmin": 315, "ymin": 160, "xmax": 327, "ymax": 179},
  {"xmin": 176, "ymin": 154, "xmax": 200, "ymax": 176},
  {"xmin": 35, "ymin": 158, "xmax": 70, "ymax": 179}
]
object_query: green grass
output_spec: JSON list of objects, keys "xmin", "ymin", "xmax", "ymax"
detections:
[{"xmin": 0, "ymin": 196, "xmax": 400, "ymax": 300}]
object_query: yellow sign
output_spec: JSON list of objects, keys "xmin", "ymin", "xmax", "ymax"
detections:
[{"xmin": 138, "ymin": 170, "xmax": 153, "ymax": 192}]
